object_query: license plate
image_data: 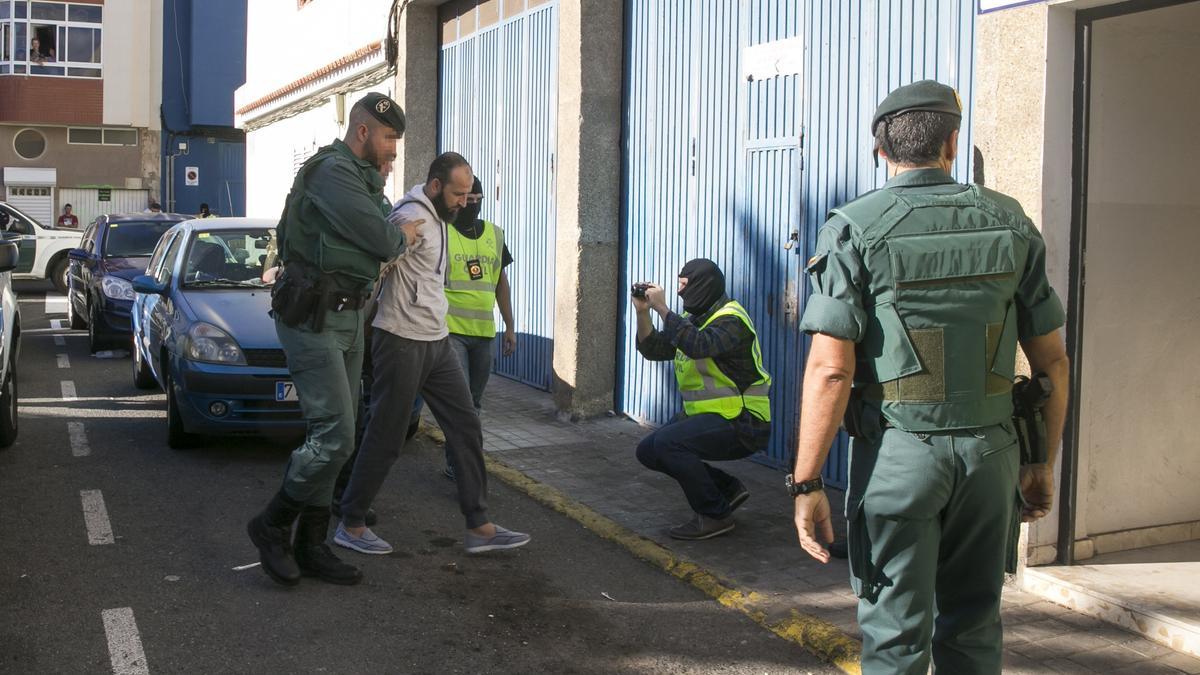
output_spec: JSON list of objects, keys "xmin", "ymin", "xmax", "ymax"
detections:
[{"xmin": 275, "ymin": 381, "xmax": 298, "ymax": 402}]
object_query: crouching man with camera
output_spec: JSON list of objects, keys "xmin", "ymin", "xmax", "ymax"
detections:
[{"xmin": 632, "ymin": 259, "xmax": 772, "ymax": 540}]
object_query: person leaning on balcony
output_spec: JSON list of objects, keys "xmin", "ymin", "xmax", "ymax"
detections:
[
  {"xmin": 790, "ymin": 80, "xmax": 1070, "ymax": 674},
  {"xmin": 245, "ymin": 93, "xmax": 422, "ymax": 588},
  {"xmin": 632, "ymin": 259, "xmax": 772, "ymax": 541}
]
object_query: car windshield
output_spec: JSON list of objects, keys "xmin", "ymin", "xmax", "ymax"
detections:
[
  {"xmin": 181, "ymin": 229, "xmax": 275, "ymax": 289},
  {"xmin": 103, "ymin": 222, "xmax": 175, "ymax": 258}
]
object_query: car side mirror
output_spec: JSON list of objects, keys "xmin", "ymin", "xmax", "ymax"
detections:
[
  {"xmin": 67, "ymin": 248, "xmax": 89, "ymax": 262},
  {"xmin": 131, "ymin": 274, "xmax": 167, "ymax": 296},
  {"xmin": 0, "ymin": 241, "xmax": 17, "ymax": 273}
]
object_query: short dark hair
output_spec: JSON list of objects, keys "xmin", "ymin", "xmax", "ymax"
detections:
[
  {"xmin": 874, "ymin": 111, "xmax": 960, "ymax": 166},
  {"xmin": 427, "ymin": 152, "xmax": 470, "ymax": 186},
  {"xmin": 64, "ymin": 203, "xmax": 71, "ymax": 209}
]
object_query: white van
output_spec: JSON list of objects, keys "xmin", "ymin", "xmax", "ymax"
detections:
[{"xmin": 0, "ymin": 200, "xmax": 84, "ymax": 294}]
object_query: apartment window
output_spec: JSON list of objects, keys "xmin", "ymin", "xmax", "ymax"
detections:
[
  {"xmin": 68, "ymin": 127, "xmax": 140, "ymax": 146},
  {"xmin": 0, "ymin": 1, "xmax": 103, "ymax": 78},
  {"xmin": 14, "ymin": 128, "xmax": 47, "ymax": 159}
]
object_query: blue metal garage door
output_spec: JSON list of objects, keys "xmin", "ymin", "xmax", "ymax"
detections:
[
  {"xmin": 620, "ymin": 0, "xmax": 976, "ymax": 487},
  {"xmin": 439, "ymin": 0, "xmax": 558, "ymax": 390}
]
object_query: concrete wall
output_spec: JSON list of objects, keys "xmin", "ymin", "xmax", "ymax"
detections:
[
  {"xmin": 243, "ymin": 88, "xmax": 398, "ymax": 219},
  {"xmin": 551, "ymin": 0, "xmax": 623, "ymax": 417},
  {"xmin": 0, "ymin": 125, "xmax": 144, "ymax": 188},
  {"xmin": 102, "ymin": 0, "xmax": 163, "ymax": 131},
  {"xmin": 393, "ymin": 3, "xmax": 439, "ymax": 193},
  {"xmin": 1075, "ymin": 2, "xmax": 1200, "ymax": 537}
]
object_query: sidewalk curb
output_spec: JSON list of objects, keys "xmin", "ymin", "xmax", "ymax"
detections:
[{"xmin": 483, "ymin": 454, "xmax": 863, "ymax": 674}]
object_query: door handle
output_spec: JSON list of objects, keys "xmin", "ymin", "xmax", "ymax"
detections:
[{"xmin": 784, "ymin": 230, "xmax": 799, "ymax": 251}]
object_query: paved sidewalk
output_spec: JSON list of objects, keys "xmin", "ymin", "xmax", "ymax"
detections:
[{"xmin": 455, "ymin": 378, "xmax": 1200, "ymax": 674}]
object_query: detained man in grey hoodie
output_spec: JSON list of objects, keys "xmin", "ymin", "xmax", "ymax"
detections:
[{"xmin": 334, "ymin": 152, "xmax": 531, "ymax": 555}]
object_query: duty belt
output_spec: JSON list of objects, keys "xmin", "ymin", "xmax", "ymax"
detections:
[{"xmin": 328, "ymin": 290, "xmax": 368, "ymax": 312}]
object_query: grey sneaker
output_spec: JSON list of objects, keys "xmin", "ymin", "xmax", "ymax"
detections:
[
  {"xmin": 333, "ymin": 523, "xmax": 394, "ymax": 555},
  {"xmin": 669, "ymin": 514, "xmax": 735, "ymax": 541},
  {"xmin": 464, "ymin": 525, "xmax": 531, "ymax": 554}
]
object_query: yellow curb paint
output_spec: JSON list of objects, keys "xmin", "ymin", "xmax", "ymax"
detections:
[{"xmin": 484, "ymin": 455, "xmax": 863, "ymax": 674}]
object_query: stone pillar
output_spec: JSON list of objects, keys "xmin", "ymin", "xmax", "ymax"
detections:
[
  {"xmin": 551, "ymin": 0, "xmax": 624, "ymax": 418},
  {"xmin": 394, "ymin": 3, "xmax": 439, "ymax": 194}
]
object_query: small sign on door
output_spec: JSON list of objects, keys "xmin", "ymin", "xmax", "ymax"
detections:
[{"xmin": 185, "ymin": 167, "xmax": 200, "ymax": 187}]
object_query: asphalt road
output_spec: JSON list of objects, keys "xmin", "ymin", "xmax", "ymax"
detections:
[{"xmin": 0, "ymin": 281, "xmax": 835, "ymax": 675}]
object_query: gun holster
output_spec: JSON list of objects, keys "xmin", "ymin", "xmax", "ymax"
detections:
[
  {"xmin": 1013, "ymin": 373, "xmax": 1052, "ymax": 465},
  {"xmin": 270, "ymin": 265, "xmax": 323, "ymax": 330}
]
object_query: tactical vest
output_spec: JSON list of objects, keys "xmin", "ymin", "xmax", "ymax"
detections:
[
  {"xmin": 673, "ymin": 300, "xmax": 772, "ymax": 421},
  {"xmin": 834, "ymin": 184, "xmax": 1027, "ymax": 432},
  {"xmin": 277, "ymin": 144, "xmax": 386, "ymax": 290},
  {"xmin": 445, "ymin": 221, "xmax": 504, "ymax": 337}
]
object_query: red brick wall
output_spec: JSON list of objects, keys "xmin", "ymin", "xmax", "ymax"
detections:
[{"xmin": 0, "ymin": 78, "xmax": 103, "ymax": 125}]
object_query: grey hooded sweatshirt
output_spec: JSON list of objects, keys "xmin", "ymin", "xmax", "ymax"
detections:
[{"xmin": 372, "ymin": 184, "xmax": 449, "ymax": 341}]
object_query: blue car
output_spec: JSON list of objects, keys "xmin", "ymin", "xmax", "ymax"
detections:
[
  {"xmin": 67, "ymin": 213, "xmax": 190, "ymax": 353},
  {"xmin": 130, "ymin": 218, "xmax": 304, "ymax": 448}
]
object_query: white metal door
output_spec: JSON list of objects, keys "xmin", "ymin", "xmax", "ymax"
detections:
[
  {"xmin": 59, "ymin": 188, "xmax": 150, "ymax": 228},
  {"xmin": 5, "ymin": 186, "xmax": 53, "ymax": 226}
]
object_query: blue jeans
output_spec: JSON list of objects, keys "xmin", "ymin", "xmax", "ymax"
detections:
[
  {"xmin": 449, "ymin": 333, "xmax": 494, "ymax": 410},
  {"xmin": 635, "ymin": 413, "xmax": 756, "ymax": 518}
]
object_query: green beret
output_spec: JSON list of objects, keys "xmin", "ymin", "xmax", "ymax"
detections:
[
  {"xmin": 871, "ymin": 80, "xmax": 962, "ymax": 133},
  {"xmin": 357, "ymin": 93, "xmax": 406, "ymax": 134}
]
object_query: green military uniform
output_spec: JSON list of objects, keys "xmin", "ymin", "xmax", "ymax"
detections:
[
  {"xmin": 799, "ymin": 81, "xmax": 1065, "ymax": 673},
  {"xmin": 274, "ymin": 137, "xmax": 405, "ymax": 507}
]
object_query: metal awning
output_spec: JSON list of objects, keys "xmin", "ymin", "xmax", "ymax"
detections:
[{"xmin": 2, "ymin": 167, "xmax": 57, "ymax": 186}]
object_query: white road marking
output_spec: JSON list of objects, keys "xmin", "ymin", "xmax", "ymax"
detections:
[
  {"xmin": 232, "ymin": 562, "xmax": 261, "ymax": 571},
  {"xmin": 56, "ymin": 353, "xmax": 70, "ymax": 369},
  {"xmin": 101, "ymin": 607, "xmax": 150, "ymax": 675},
  {"xmin": 61, "ymin": 381, "xmax": 77, "ymax": 401},
  {"xmin": 68, "ymin": 421, "xmax": 90, "ymax": 457},
  {"xmin": 44, "ymin": 295, "xmax": 67, "ymax": 315},
  {"xmin": 80, "ymin": 489, "xmax": 114, "ymax": 545},
  {"xmin": 50, "ymin": 319, "xmax": 66, "ymax": 346}
]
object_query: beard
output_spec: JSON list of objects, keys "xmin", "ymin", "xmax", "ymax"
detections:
[{"xmin": 433, "ymin": 193, "xmax": 460, "ymax": 222}]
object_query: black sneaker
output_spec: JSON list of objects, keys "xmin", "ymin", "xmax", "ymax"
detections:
[{"xmin": 668, "ymin": 514, "xmax": 735, "ymax": 541}]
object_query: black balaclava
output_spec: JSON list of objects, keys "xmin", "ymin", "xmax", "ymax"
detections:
[
  {"xmin": 454, "ymin": 176, "xmax": 484, "ymax": 229},
  {"xmin": 678, "ymin": 258, "xmax": 725, "ymax": 316}
]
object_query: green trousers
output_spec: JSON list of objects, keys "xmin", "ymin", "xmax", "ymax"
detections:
[
  {"xmin": 846, "ymin": 422, "xmax": 1021, "ymax": 675},
  {"xmin": 274, "ymin": 308, "xmax": 365, "ymax": 507}
]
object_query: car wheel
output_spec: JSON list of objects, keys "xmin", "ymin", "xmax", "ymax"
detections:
[
  {"xmin": 68, "ymin": 293, "xmax": 87, "ymax": 330},
  {"xmin": 87, "ymin": 303, "xmax": 108, "ymax": 354},
  {"xmin": 165, "ymin": 367, "xmax": 195, "ymax": 449},
  {"xmin": 132, "ymin": 337, "xmax": 156, "ymax": 390},
  {"xmin": 50, "ymin": 257, "xmax": 69, "ymax": 295},
  {"xmin": 0, "ymin": 355, "xmax": 18, "ymax": 449}
]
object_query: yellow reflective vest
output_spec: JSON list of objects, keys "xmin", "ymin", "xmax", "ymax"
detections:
[
  {"xmin": 673, "ymin": 300, "xmax": 772, "ymax": 421},
  {"xmin": 445, "ymin": 220, "xmax": 504, "ymax": 337}
]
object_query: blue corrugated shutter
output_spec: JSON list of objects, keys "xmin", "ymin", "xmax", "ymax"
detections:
[
  {"xmin": 621, "ymin": 0, "xmax": 976, "ymax": 488},
  {"xmin": 619, "ymin": 0, "xmax": 803, "ymax": 470},
  {"xmin": 439, "ymin": 2, "xmax": 558, "ymax": 391}
]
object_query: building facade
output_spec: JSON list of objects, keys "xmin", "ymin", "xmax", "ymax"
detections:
[
  {"xmin": 160, "ymin": 0, "xmax": 248, "ymax": 218},
  {"xmin": 0, "ymin": 0, "xmax": 163, "ymax": 226}
]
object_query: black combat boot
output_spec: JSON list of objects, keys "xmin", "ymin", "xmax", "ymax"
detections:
[
  {"xmin": 246, "ymin": 490, "xmax": 303, "ymax": 586},
  {"xmin": 293, "ymin": 506, "xmax": 363, "ymax": 585}
]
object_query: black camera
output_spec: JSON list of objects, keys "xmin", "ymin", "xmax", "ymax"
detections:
[{"xmin": 631, "ymin": 283, "xmax": 651, "ymax": 299}]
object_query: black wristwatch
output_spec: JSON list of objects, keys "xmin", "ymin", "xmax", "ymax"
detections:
[{"xmin": 785, "ymin": 474, "xmax": 824, "ymax": 497}]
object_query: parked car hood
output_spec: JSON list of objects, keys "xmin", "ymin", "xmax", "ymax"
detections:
[
  {"xmin": 40, "ymin": 227, "xmax": 84, "ymax": 240},
  {"xmin": 177, "ymin": 288, "xmax": 278, "ymax": 349},
  {"xmin": 101, "ymin": 257, "xmax": 152, "ymax": 281}
]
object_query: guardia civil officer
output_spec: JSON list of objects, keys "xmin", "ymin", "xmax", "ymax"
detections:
[
  {"xmin": 790, "ymin": 81, "xmax": 1069, "ymax": 673},
  {"xmin": 246, "ymin": 93, "xmax": 422, "ymax": 587},
  {"xmin": 633, "ymin": 259, "xmax": 772, "ymax": 540}
]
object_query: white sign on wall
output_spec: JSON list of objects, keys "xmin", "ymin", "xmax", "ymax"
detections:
[
  {"xmin": 743, "ymin": 37, "xmax": 802, "ymax": 83},
  {"xmin": 184, "ymin": 167, "xmax": 200, "ymax": 187},
  {"xmin": 979, "ymin": 0, "xmax": 1045, "ymax": 13}
]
